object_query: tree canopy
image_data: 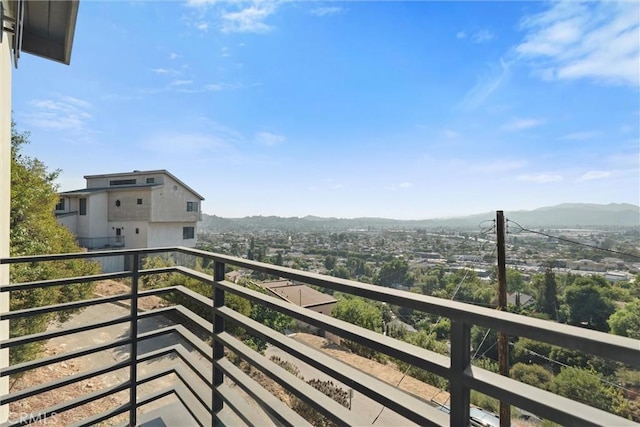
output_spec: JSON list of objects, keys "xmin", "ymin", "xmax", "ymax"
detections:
[{"xmin": 10, "ymin": 122, "xmax": 100, "ymax": 364}]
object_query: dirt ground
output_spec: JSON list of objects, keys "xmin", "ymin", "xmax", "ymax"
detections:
[
  {"xmin": 7, "ymin": 280, "xmax": 163, "ymax": 426},
  {"xmin": 291, "ymin": 333, "xmax": 451, "ymax": 407}
]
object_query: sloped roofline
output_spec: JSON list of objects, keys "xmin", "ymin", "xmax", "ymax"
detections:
[{"xmin": 83, "ymin": 169, "xmax": 205, "ymax": 200}]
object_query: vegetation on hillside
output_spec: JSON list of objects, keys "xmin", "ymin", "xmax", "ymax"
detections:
[{"xmin": 9, "ymin": 122, "xmax": 100, "ymax": 365}]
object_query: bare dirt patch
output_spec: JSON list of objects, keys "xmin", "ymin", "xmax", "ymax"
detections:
[
  {"xmin": 291, "ymin": 333, "xmax": 451, "ymax": 407},
  {"xmin": 7, "ymin": 280, "xmax": 166, "ymax": 426}
]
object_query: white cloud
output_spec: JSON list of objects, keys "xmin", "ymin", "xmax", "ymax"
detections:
[
  {"xmin": 310, "ymin": 6, "xmax": 343, "ymax": 17},
  {"xmin": 578, "ymin": 170, "xmax": 611, "ymax": 181},
  {"xmin": 151, "ymin": 68, "xmax": 180, "ymax": 75},
  {"xmin": 560, "ymin": 131, "xmax": 602, "ymax": 140},
  {"xmin": 196, "ymin": 22, "xmax": 209, "ymax": 31},
  {"xmin": 169, "ymin": 52, "xmax": 179, "ymax": 60},
  {"xmin": 141, "ymin": 132, "xmax": 230, "ymax": 155},
  {"xmin": 501, "ymin": 118, "xmax": 544, "ymax": 132},
  {"xmin": 26, "ymin": 96, "xmax": 92, "ymax": 131},
  {"xmin": 169, "ymin": 79, "xmax": 193, "ymax": 86},
  {"xmin": 517, "ymin": 173, "xmax": 563, "ymax": 183},
  {"xmin": 459, "ymin": 58, "xmax": 510, "ymax": 110},
  {"xmin": 399, "ymin": 182, "xmax": 413, "ymax": 188},
  {"xmin": 256, "ymin": 131, "xmax": 285, "ymax": 146},
  {"xmin": 222, "ymin": 3, "xmax": 276, "ymax": 34},
  {"xmin": 456, "ymin": 31, "xmax": 466, "ymax": 39},
  {"xmin": 515, "ymin": 1, "xmax": 640, "ymax": 87},
  {"xmin": 472, "ymin": 29, "xmax": 495, "ymax": 43}
]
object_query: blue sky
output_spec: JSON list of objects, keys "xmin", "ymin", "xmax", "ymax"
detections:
[{"xmin": 12, "ymin": 0, "xmax": 640, "ymax": 219}]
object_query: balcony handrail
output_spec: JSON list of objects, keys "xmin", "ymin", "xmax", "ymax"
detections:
[{"xmin": 1, "ymin": 246, "xmax": 638, "ymax": 427}]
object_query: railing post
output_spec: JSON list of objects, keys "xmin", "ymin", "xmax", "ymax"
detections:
[
  {"xmin": 212, "ymin": 261, "xmax": 225, "ymax": 420},
  {"xmin": 129, "ymin": 253, "xmax": 139, "ymax": 427},
  {"xmin": 450, "ymin": 320, "xmax": 471, "ymax": 426}
]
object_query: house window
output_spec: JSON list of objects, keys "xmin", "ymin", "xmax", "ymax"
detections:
[
  {"xmin": 135, "ymin": 228, "xmax": 139, "ymax": 234},
  {"xmin": 183, "ymin": 226, "xmax": 195, "ymax": 239},
  {"xmin": 115, "ymin": 200, "xmax": 121, "ymax": 207},
  {"xmin": 186, "ymin": 201, "xmax": 198, "ymax": 212},
  {"xmin": 55, "ymin": 198, "xmax": 65, "ymax": 211},
  {"xmin": 137, "ymin": 198, "xmax": 142, "ymax": 205},
  {"xmin": 109, "ymin": 179, "xmax": 137, "ymax": 186},
  {"xmin": 146, "ymin": 177, "xmax": 155, "ymax": 184},
  {"xmin": 79, "ymin": 198, "xmax": 87, "ymax": 215}
]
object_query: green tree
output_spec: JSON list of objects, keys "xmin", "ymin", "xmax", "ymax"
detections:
[
  {"xmin": 565, "ymin": 278, "xmax": 616, "ymax": 331},
  {"xmin": 534, "ymin": 268, "xmax": 558, "ymax": 319},
  {"xmin": 550, "ymin": 367, "xmax": 629, "ymax": 416},
  {"xmin": 324, "ymin": 255, "xmax": 336, "ymax": 270},
  {"xmin": 375, "ymin": 259, "xmax": 409, "ymax": 286},
  {"xmin": 332, "ymin": 298, "xmax": 383, "ymax": 359},
  {"xmin": 10, "ymin": 122, "xmax": 100, "ymax": 364},
  {"xmin": 506, "ymin": 268, "xmax": 525, "ymax": 293},
  {"xmin": 510, "ymin": 363, "xmax": 553, "ymax": 390},
  {"xmin": 607, "ymin": 299, "xmax": 640, "ymax": 339}
]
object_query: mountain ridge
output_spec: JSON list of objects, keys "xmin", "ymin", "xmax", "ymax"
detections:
[{"xmin": 199, "ymin": 203, "xmax": 640, "ymax": 232}]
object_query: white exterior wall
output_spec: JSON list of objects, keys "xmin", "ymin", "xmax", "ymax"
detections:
[
  {"xmin": 150, "ymin": 177, "xmax": 200, "ymax": 223},
  {"xmin": 147, "ymin": 222, "xmax": 198, "ymax": 248},
  {"xmin": 88, "ymin": 193, "xmax": 109, "ymax": 237},
  {"xmin": 0, "ymin": 23, "xmax": 11, "ymax": 423},
  {"xmin": 108, "ymin": 221, "xmax": 148, "ymax": 249},
  {"xmin": 86, "ymin": 172, "xmax": 165, "ymax": 189},
  {"xmin": 108, "ymin": 189, "xmax": 151, "ymax": 222},
  {"xmin": 58, "ymin": 214, "xmax": 78, "ymax": 234}
]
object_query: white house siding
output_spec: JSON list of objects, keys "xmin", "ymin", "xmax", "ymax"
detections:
[
  {"xmin": 108, "ymin": 189, "xmax": 151, "ymax": 222},
  {"xmin": 150, "ymin": 177, "xmax": 200, "ymax": 223},
  {"xmin": 88, "ymin": 193, "xmax": 109, "ymax": 238},
  {"xmin": 110, "ymin": 221, "xmax": 149, "ymax": 249},
  {"xmin": 58, "ymin": 214, "xmax": 78, "ymax": 235},
  {"xmin": 147, "ymin": 222, "xmax": 198, "ymax": 248},
  {"xmin": 86, "ymin": 172, "xmax": 165, "ymax": 189},
  {"xmin": 1, "ymin": 29, "xmax": 12, "ymax": 422}
]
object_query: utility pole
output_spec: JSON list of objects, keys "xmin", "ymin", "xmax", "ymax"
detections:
[{"xmin": 496, "ymin": 211, "xmax": 510, "ymax": 426}]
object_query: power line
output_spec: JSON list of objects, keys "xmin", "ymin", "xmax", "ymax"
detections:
[{"xmin": 506, "ymin": 219, "xmax": 640, "ymax": 260}]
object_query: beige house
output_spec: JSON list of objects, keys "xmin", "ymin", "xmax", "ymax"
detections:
[{"xmin": 56, "ymin": 170, "xmax": 204, "ymax": 251}]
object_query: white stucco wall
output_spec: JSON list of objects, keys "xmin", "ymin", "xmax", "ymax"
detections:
[
  {"xmin": 107, "ymin": 221, "xmax": 148, "ymax": 249},
  {"xmin": 0, "ymin": 24, "xmax": 11, "ymax": 423},
  {"xmin": 150, "ymin": 177, "xmax": 200, "ymax": 223},
  {"xmin": 107, "ymin": 188, "xmax": 151, "ymax": 222},
  {"xmin": 147, "ymin": 222, "xmax": 198, "ymax": 248},
  {"xmin": 87, "ymin": 192, "xmax": 109, "ymax": 237}
]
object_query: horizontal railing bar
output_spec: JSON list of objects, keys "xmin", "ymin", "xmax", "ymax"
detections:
[
  {"xmin": 0, "ymin": 315, "xmax": 130, "ymax": 349},
  {"xmin": 1, "ymin": 358, "xmax": 130, "ymax": 405},
  {"xmin": 0, "ymin": 247, "xmax": 177, "ymax": 264},
  {"xmin": 0, "ymin": 271, "xmax": 131, "ymax": 293},
  {"xmin": 69, "ymin": 401, "xmax": 130, "ymax": 427},
  {"xmin": 1, "ymin": 336, "xmax": 131, "ymax": 378},
  {"xmin": 135, "ymin": 330, "xmax": 213, "ymax": 392},
  {"xmin": 172, "ymin": 382, "xmax": 211, "ymax": 427},
  {"xmin": 1, "ymin": 293, "xmax": 132, "ymax": 321},
  {"xmin": 172, "ymin": 364, "xmax": 212, "ymax": 412},
  {"xmin": 169, "ymin": 304, "xmax": 213, "ymax": 341},
  {"xmin": 217, "ymin": 357, "xmax": 313, "ymax": 427},
  {"xmin": 172, "ymin": 248, "xmax": 640, "ymax": 367},
  {"xmin": 218, "ymin": 306, "xmax": 448, "ymax": 427},
  {"xmin": 216, "ymin": 280, "xmax": 451, "ymax": 376},
  {"xmin": 217, "ymin": 382, "xmax": 275, "ymax": 427},
  {"xmin": 217, "ymin": 332, "xmax": 370, "ymax": 427},
  {"xmin": 466, "ymin": 366, "xmax": 637, "ymax": 427},
  {"xmin": 0, "ymin": 380, "xmax": 130, "ymax": 427}
]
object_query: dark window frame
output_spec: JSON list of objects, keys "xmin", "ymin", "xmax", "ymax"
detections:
[
  {"xmin": 79, "ymin": 198, "xmax": 87, "ymax": 216},
  {"xmin": 183, "ymin": 226, "xmax": 195, "ymax": 239},
  {"xmin": 186, "ymin": 201, "xmax": 198, "ymax": 212}
]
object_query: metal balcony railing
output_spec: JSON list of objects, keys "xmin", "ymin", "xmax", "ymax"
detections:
[
  {"xmin": 76, "ymin": 236, "xmax": 125, "ymax": 250},
  {"xmin": 0, "ymin": 246, "xmax": 638, "ymax": 426}
]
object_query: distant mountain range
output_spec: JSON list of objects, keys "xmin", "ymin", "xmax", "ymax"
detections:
[{"xmin": 199, "ymin": 203, "xmax": 640, "ymax": 232}]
